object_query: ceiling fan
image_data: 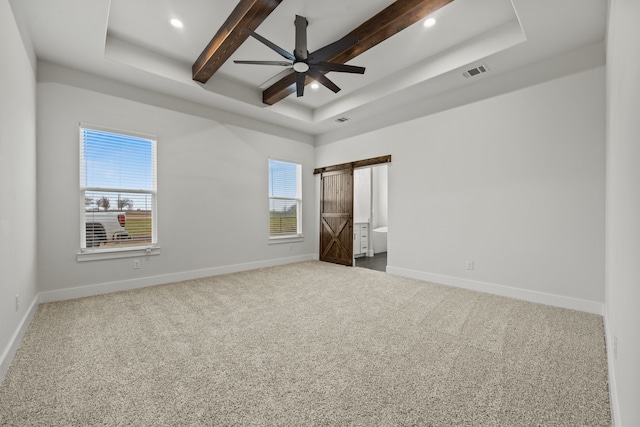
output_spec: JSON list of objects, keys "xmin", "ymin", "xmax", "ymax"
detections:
[{"xmin": 234, "ymin": 15, "xmax": 366, "ymax": 98}]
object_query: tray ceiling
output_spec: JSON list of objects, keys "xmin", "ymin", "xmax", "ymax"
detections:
[{"xmin": 10, "ymin": 0, "xmax": 607, "ymax": 141}]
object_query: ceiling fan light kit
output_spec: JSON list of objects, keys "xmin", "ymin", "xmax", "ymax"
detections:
[
  {"xmin": 233, "ymin": 15, "xmax": 366, "ymax": 98},
  {"xmin": 293, "ymin": 62, "xmax": 310, "ymax": 73}
]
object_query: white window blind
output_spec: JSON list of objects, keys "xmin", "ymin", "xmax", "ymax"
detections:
[
  {"xmin": 269, "ymin": 159, "xmax": 302, "ymax": 237},
  {"xmin": 80, "ymin": 125, "xmax": 157, "ymax": 251}
]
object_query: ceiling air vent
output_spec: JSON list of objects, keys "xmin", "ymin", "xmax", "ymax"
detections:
[
  {"xmin": 463, "ymin": 64, "xmax": 489, "ymax": 78},
  {"xmin": 335, "ymin": 117, "xmax": 350, "ymax": 123}
]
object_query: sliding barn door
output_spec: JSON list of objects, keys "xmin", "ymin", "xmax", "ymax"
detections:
[{"xmin": 320, "ymin": 169, "xmax": 354, "ymax": 266}]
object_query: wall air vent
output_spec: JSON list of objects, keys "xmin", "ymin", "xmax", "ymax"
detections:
[
  {"xmin": 463, "ymin": 64, "xmax": 489, "ymax": 78},
  {"xmin": 335, "ymin": 117, "xmax": 350, "ymax": 123}
]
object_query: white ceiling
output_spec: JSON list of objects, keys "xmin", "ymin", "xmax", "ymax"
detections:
[{"xmin": 10, "ymin": 0, "xmax": 607, "ymax": 141}]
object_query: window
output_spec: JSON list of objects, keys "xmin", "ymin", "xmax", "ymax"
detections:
[
  {"xmin": 80, "ymin": 124, "xmax": 157, "ymax": 254},
  {"xmin": 268, "ymin": 159, "xmax": 302, "ymax": 239}
]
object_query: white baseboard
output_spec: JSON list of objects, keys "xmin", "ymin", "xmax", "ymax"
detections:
[
  {"xmin": 603, "ymin": 306, "xmax": 620, "ymax": 426},
  {"xmin": 0, "ymin": 294, "xmax": 39, "ymax": 383},
  {"xmin": 386, "ymin": 266, "xmax": 603, "ymax": 315},
  {"xmin": 40, "ymin": 254, "xmax": 316, "ymax": 303}
]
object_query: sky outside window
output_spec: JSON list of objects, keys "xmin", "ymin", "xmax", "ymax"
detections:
[
  {"xmin": 269, "ymin": 159, "xmax": 300, "ymax": 199},
  {"xmin": 82, "ymin": 129, "xmax": 154, "ymax": 191}
]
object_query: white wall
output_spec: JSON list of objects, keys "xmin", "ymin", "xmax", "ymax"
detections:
[
  {"xmin": 36, "ymin": 76, "xmax": 316, "ymax": 298},
  {"xmin": 605, "ymin": 0, "xmax": 640, "ymax": 425},
  {"xmin": 0, "ymin": 0, "xmax": 38, "ymax": 378},
  {"xmin": 372, "ymin": 165, "xmax": 388, "ymax": 229},
  {"xmin": 354, "ymin": 166, "xmax": 388, "ymax": 229},
  {"xmin": 316, "ymin": 66, "xmax": 605, "ymax": 313},
  {"xmin": 353, "ymin": 168, "xmax": 371, "ymax": 223}
]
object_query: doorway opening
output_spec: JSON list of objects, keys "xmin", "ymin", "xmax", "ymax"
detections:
[{"xmin": 354, "ymin": 165, "xmax": 388, "ymax": 272}]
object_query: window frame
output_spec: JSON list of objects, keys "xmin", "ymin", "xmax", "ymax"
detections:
[
  {"xmin": 268, "ymin": 158, "xmax": 303, "ymax": 244},
  {"xmin": 77, "ymin": 123, "xmax": 160, "ymax": 261}
]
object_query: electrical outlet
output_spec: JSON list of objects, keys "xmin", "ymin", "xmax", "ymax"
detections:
[
  {"xmin": 15, "ymin": 294, "xmax": 19, "ymax": 312},
  {"xmin": 613, "ymin": 336, "xmax": 618, "ymax": 359},
  {"xmin": 466, "ymin": 261, "xmax": 474, "ymax": 270},
  {"xmin": 133, "ymin": 259, "xmax": 141, "ymax": 269}
]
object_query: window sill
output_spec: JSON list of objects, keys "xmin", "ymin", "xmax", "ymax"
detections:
[
  {"xmin": 268, "ymin": 235, "xmax": 304, "ymax": 245},
  {"xmin": 77, "ymin": 245, "xmax": 161, "ymax": 262}
]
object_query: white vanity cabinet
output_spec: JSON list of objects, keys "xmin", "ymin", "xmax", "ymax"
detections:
[{"xmin": 354, "ymin": 222, "xmax": 369, "ymax": 257}]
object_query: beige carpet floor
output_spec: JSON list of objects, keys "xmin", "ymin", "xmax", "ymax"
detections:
[{"xmin": 0, "ymin": 261, "xmax": 610, "ymax": 426}]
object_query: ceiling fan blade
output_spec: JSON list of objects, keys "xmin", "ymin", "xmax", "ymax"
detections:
[
  {"xmin": 242, "ymin": 28, "xmax": 294, "ymax": 61},
  {"xmin": 308, "ymin": 34, "xmax": 358, "ymax": 62},
  {"xmin": 294, "ymin": 15, "xmax": 308, "ymax": 61},
  {"xmin": 295, "ymin": 72, "xmax": 306, "ymax": 97},
  {"xmin": 234, "ymin": 60, "xmax": 292, "ymax": 66},
  {"xmin": 259, "ymin": 68, "xmax": 294, "ymax": 89},
  {"xmin": 308, "ymin": 70, "xmax": 341, "ymax": 93},
  {"xmin": 312, "ymin": 61, "xmax": 365, "ymax": 74}
]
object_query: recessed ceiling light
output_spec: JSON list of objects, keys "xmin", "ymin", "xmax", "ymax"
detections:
[
  {"xmin": 170, "ymin": 18, "xmax": 184, "ymax": 29},
  {"xmin": 423, "ymin": 18, "xmax": 436, "ymax": 28},
  {"xmin": 311, "ymin": 83, "xmax": 319, "ymax": 90}
]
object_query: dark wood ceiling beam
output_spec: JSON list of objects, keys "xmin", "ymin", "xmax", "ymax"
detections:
[
  {"xmin": 262, "ymin": 0, "xmax": 454, "ymax": 105},
  {"xmin": 192, "ymin": 0, "xmax": 283, "ymax": 84}
]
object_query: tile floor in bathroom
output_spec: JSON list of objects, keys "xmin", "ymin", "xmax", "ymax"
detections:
[{"xmin": 355, "ymin": 252, "xmax": 387, "ymax": 272}]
